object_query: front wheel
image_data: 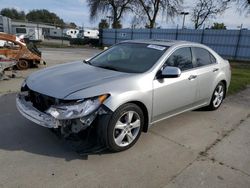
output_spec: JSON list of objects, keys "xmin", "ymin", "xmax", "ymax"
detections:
[
  {"xmin": 16, "ymin": 59, "xmax": 29, "ymax": 70},
  {"xmin": 106, "ymin": 103, "xmax": 144, "ymax": 152},
  {"xmin": 207, "ymin": 82, "xmax": 226, "ymax": 110}
]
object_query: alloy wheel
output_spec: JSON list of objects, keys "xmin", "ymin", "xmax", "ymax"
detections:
[
  {"xmin": 113, "ymin": 111, "xmax": 141, "ymax": 147},
  {"xmin": 213, "ymin": 85, "xmax": 224, "ymax": 108}
]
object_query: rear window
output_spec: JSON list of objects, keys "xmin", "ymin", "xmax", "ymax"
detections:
[{"xmin": 192, "ymin": 47, "xmax": 216, "ymax": 67}]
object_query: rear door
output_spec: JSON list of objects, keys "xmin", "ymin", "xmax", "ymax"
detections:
[
  {"xmin": 191, "ymin": 47, "xmax": 219, "ymax": 103},
  {"xmin": 152, "ymin": 47, "xmax": 198, "ymax": 122}
]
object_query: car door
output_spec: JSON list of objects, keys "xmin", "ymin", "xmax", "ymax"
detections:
[
  {"xmin": 152, "ymin": 47, "xmax": 198, "ymax": 122},
  {"xmin": 191, "ymin": 47, "xmax": 219, "ymax": 104}
]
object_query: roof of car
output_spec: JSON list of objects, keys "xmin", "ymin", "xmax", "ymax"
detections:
[{"xmin": 121, "ymin": 39, "xmax": 197, "ymax": 47}]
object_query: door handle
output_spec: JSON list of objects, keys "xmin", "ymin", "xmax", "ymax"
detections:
[
  {"xmin": 213, "ymin": 68, "xmax": 219, "ymax": 72},
  {"xmin": 188, "ymin": 75, "xmax": 197, "ymax": 80}
]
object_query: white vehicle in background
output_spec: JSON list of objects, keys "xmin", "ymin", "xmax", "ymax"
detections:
[
  {"xmin": 78, "ymin": 29, "xmax": 99, "ymax": 39},
  {"xmin": 65, "ymin": 29, "xmax": 79, "ymax": 39},
  {"xmin": 12, "ymin": 26, "xmax": 44, "ymax": 42}
]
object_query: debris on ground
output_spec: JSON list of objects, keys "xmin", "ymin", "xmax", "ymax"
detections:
[{"xmin": 0, "ymin": 56, "xmax": 17, "ymax": 80}]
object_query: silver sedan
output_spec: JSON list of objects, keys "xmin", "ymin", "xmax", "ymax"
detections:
[{"xmin": 16, "ymin": 40, "xmax": 231, "ymax": 152}]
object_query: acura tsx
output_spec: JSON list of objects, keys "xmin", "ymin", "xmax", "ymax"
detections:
[{"xmin": 16, "ymin": 40, "xmax": 231, "ymax": 151}]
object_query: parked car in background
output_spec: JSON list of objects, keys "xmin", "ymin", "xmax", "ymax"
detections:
[
  {"xmin": 0, "ymin": 32, "xmax": 42, "ymax": 70},
  {"xmin": 16, "ymin": 40, "xmax": 231, "ymax": 152}
]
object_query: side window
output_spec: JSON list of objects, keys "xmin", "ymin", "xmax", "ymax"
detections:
[
  {"xmin": 165, "ymin": 47, "xmax": 193, "ymax": 71},
  {"xmin": 210, "ymin": 53, "xmax": 217, "ymax": 64},
  {"xmin": 192, "ymin": 47, "xmax": 215, "ymax": 67}
]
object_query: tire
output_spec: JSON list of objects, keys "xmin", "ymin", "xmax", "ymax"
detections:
[
  {"xmin": 16, "ymin": 59, "xmax": 29, "ymax": 70},
  {"xmin": 207, "ymin": 82, "xmax": 226, "ymax": 111},
  {"xmin": 105, "ymin": 103, "xmax": 144, "ymax": 152}
]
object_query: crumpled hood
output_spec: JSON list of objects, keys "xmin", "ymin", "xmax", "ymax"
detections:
[{"xmin": 26, "ymin": 61, "xmax": 128, "ymax": 99}]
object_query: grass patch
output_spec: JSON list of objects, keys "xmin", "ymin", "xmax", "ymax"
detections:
[{"xmin": 228, "ymin": 61, "xmax": 250, "ymax": 95}]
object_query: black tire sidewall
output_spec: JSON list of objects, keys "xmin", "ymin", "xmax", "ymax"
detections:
[
  {"xmin": 209, "ymin": 82, "xmax": 225, "ymax": 110},
  {"xmin": 107, "ymin": 103, "xmax": 144, "ymax": 152},
  {"xmin": 17, "ymin": 60, "xmax": 29, "ymax": 70}
]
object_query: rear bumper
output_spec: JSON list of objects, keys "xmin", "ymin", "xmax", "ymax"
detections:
[{"xmin": 16, "ymin": 93, "xmax": 57, "ymax": 128}]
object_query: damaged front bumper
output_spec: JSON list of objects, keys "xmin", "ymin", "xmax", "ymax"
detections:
[
  {"xmin": 16, "ymin": 93, "xmax": 58, "ymax": 128},
  {"xmin": 16, "ymin": 92, "xmax": 110, "ymax": 131}
]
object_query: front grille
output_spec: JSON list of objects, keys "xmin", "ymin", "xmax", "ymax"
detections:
[{"xmin": 28, "ymin": 90, "xmax": 57, "ymax": 112}]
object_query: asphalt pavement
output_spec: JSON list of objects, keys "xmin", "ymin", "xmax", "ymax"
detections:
[
  {"xmin": 0, "ymin": 48, "xmax": 250, "ymax": 188},
  {"xmin": 0, "ymin": 88, "xmax": 249, "ymax": 188}
]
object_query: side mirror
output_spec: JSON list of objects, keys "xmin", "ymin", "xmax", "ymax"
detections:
[{"xmin": 157, "ymin": 66, "xmax": 181, "ymax": 79}]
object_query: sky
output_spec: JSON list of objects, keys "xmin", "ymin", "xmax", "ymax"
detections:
[{"xmin": 0, "ymin": 0, "xmax": 249, "ymax": 29}]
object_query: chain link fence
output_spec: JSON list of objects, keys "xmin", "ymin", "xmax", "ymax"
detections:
[{"xmin": 100, "ymin": 28, "xmax": 250, "ymax": 61}]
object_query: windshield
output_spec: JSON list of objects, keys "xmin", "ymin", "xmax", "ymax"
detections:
[{"xmin": 89, "ymin": 43, "xmax": 168, "ymax": 73}]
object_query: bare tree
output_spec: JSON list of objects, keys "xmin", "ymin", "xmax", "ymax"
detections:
[
  {"xmin": 87, "ymin": 0, "xmax": 133, "ymax": 28},
  {"xmin": 133, "ymin": 0, "xmax": 183, "ymax": 29},
  {"xmin": 191, "ymin": 0, "xmax": 229, "ymax": 29},
  {"xmin": 229, "ymin": 0, "xmax": 250, "ymax": 13}
]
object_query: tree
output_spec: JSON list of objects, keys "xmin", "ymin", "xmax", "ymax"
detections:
[
  {"xmin": 191, "ymin": 0, "xmax": 229, "ymax": 29},
  {"xmin": 87, "ymin": 0, "xmax": 133, "ymax": 28},
  {"xmin": 26, "ymin": 9, "xmax": 64, "ymax": 26},
  {"xmin": 64, "ymin": 22, "xmax": 77, "ymax": 28},
  {"xmin": 0, "ymin": 8, "xmax": 26, "ymax": 20},
  {"xmin": 69, "ymin": 22, "xmax": 77, "ymax": 28},
  {"xmin": 133, "ymin": 0, "xmax": 183, "ymax": 29},
  {"xmin": 130, "ymin": 15, "xmax": 145, "ymax": 28},
  {"xmin": 211, "ymin": 22, "xmax": 227, "ymax": 29},
  {"xmin": 228, "ymin": 0, "xmax": 250, "ymax": 13},
  {"xmin": 98, "ymin": 19, "xmax": 109, "ymax": 29}
]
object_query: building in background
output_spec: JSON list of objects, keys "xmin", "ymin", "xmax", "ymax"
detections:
[
  {"xmin": 1, "ymin": 15, "xmax": 99, "ymax": 42},
  {"xmin": 0, "ymin": 15, "xmax": 12, "ymax": 33},
  {"xmin": 12, "ymin": 20, "xmax": 56, "ymax": 41}
]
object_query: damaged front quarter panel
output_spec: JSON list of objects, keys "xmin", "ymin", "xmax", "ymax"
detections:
[
  {"xmin": 16, "ymin": 91, "xmax": 112, "ymax": 137},
  {"xmin": 71, "ymin": 105, "xmax": 111, "ymax": 133}
]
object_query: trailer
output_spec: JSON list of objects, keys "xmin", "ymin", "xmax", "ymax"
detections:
[
  {"xmin": 65, "ymin": 29, "xmax": 79, "ymax": 38},
  {"xmin": 49, "ymin": 28, "xmax": 64, "ymax": 38},
  {"xmin": 78, "ymin": 29, "xmax": 99, "ymax": 39},
  {"xmin": 0, "ymin": 15, "xmax": 12, "ymax": 33},
  {"xmin": 12, "ymin": 26, "xmax": 44, "ymax": 42}
]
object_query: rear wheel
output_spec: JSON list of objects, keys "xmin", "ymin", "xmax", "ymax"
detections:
[
  {"xmin": 207, "ymin": 82, "xmax": 226, "ymax": 110},
  {"xmin": 16, "ymin": 59, "xmax": 29, "ymax": 70},
  {"xmin": 106, "ymin": 103, "xmax": 144, "ymax": 152}
]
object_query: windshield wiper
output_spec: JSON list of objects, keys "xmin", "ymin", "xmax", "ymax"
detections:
[
  {"xmin": 97, "ymin": 65, "xmax": 118, "ymax": 71},
  {"xmin": 83, "ymin": 59, "xmax": 91, "ymax": 65}
]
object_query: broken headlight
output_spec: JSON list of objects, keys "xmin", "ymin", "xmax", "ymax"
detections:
[{"xmin": 46, "ymin": 94, "xmax": 109, "ymax": 120}]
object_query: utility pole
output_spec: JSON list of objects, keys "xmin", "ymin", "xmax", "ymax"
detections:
[
  {"xmin": 180, "ymin": 12, "xmax": 189, "ymax": 29},
  {"xmin": 106, "ymin": 16, "xmax": 112, "ymax": 29}
]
